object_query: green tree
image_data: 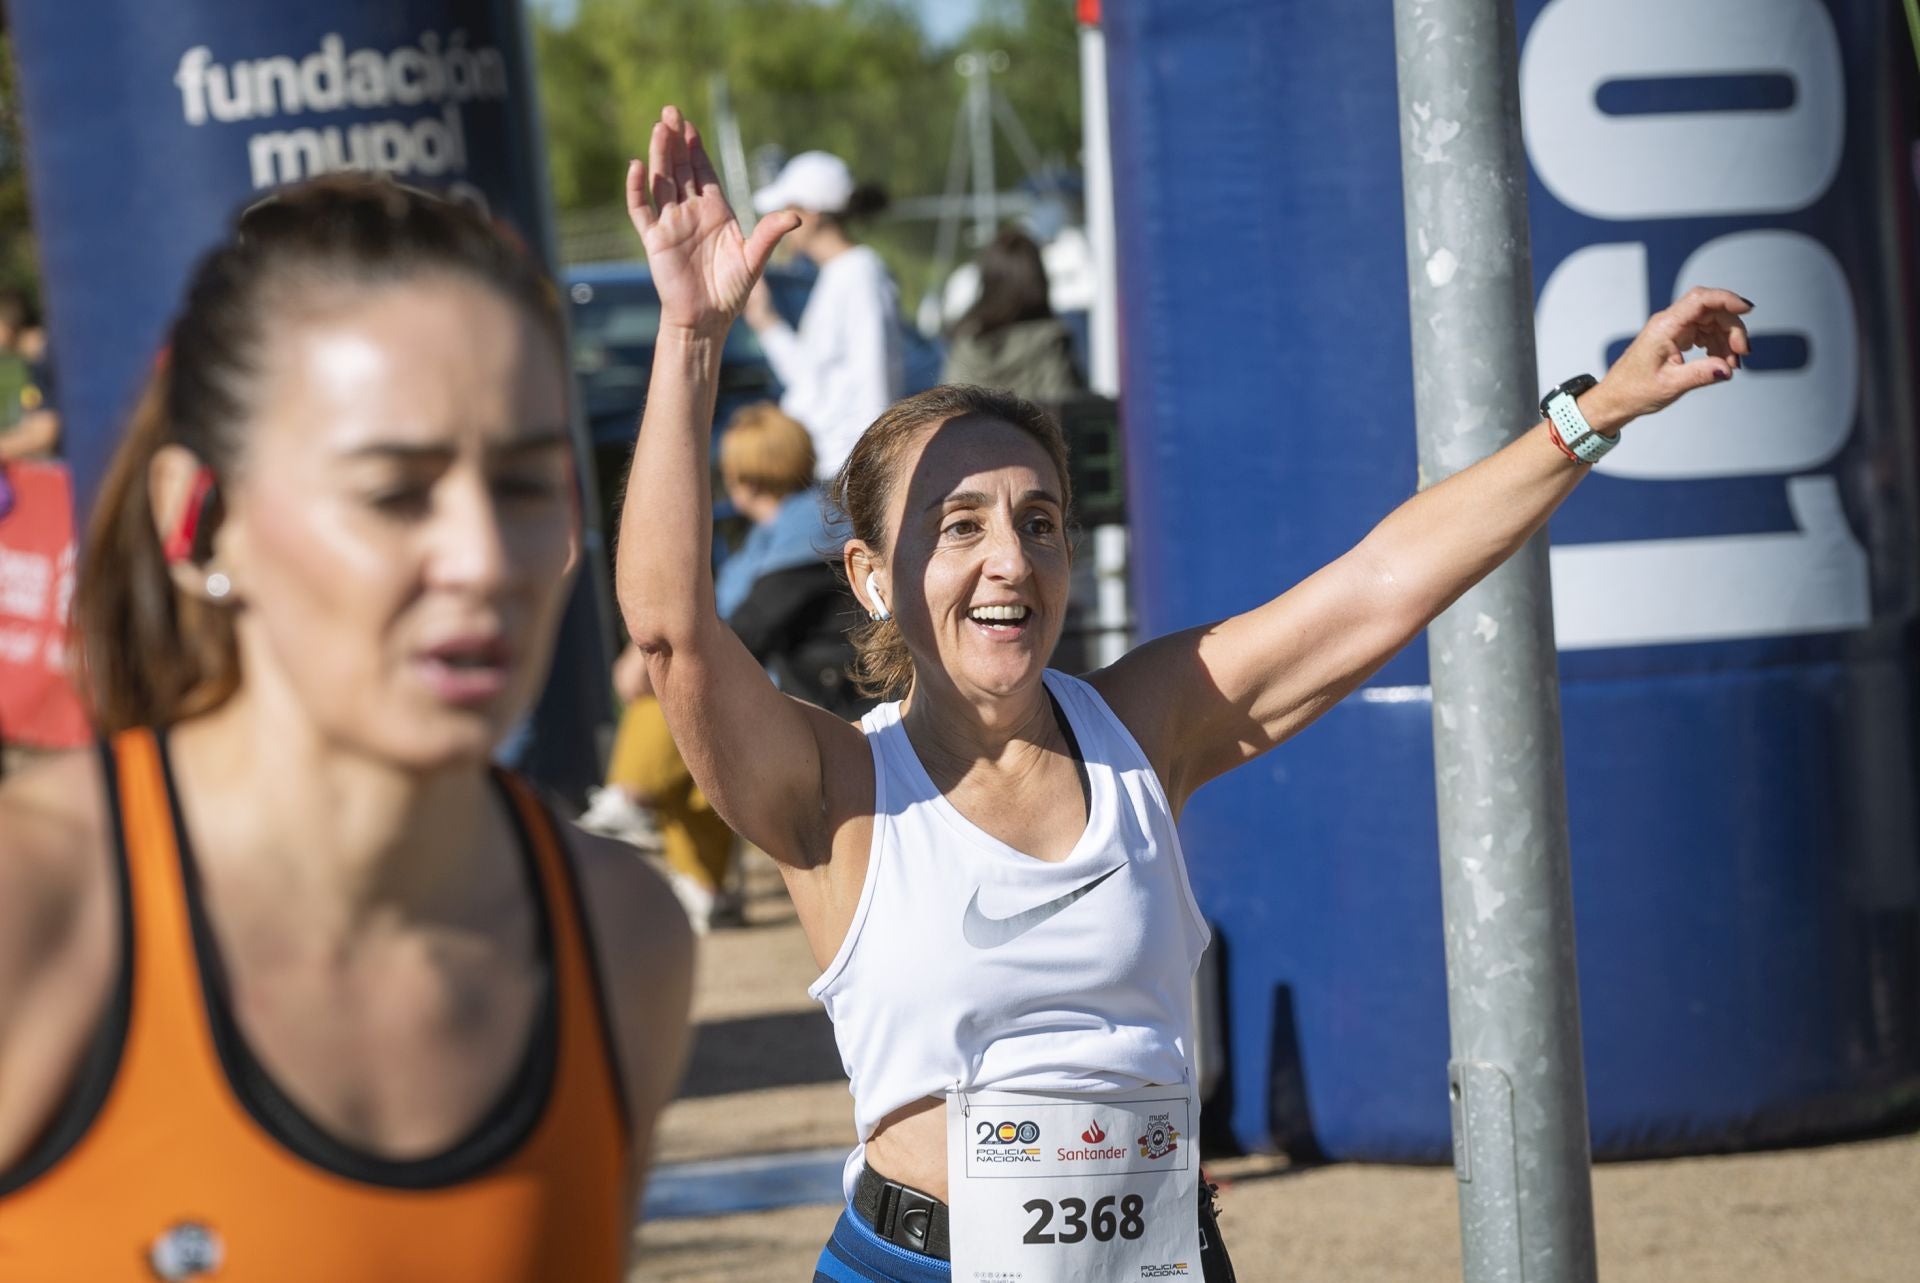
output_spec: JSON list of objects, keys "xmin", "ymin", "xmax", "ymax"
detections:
[
  {"xmin": 955, "ymin": 0, "xmax": 1083, "ymax": 182},
  {"xmin": 531, "ymin": 0, "xmax": 1085, "ymax": 300},
  {"xmin": 536, "ymin": 0, "xmax": 948, "ymax": 212}
]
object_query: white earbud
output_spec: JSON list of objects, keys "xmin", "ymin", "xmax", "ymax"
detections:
[{"xmin": 865, "ymin": 571, "xmax": 890, "ymax": 622}]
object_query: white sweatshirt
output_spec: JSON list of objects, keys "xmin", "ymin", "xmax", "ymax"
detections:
[{"xmin": 757, "ymin": 245, "xmax": 905, "ymax": 479}]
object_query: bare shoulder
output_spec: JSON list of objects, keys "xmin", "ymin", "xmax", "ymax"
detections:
[
  {"xmin": 0, "ymin": 749, "xmax": 117, "ymax": 1169},
  {"xmin": 0, "ymin": 749, "xmax": 113, "ymax": 950},
  {"xmin": 1085, "ymin": 635, "xmax": 1206, "ymax": 788},
  {"xmin": 562, "ymin": 824, "xmax": 696, "ymax": 1118},
  {"xmin": 566, "ymin": 825, "xmax": 696, "ymax": 981}
]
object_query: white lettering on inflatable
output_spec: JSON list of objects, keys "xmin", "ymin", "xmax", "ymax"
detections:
[
  {"xmin": 1520, "ymin": 0, "xmax": 1843, "ymax": 218},
  {"xmin": 1522, "ymin": 0, "xmax": 1867, "ymax": 650},
  {"xmin": 249, "ymin": 103, "xmax": 467, "ymax": 188},
  {"xmin": 298, "ymin": 36, "xmax": 348, "ymax": 112},
  {"xmin": 171, "ymin": 32, "xmax": 504, "ymax": 196},
  {"xmin": 346, "ymin": 49, "xmax": 388, "ymax": 108},
  {"xmin": 1536, "ymin": 232, "xmax": 1859, "ymax": 480},
  {"xmin": 1551, "ymin": 477, "xmax": 1869, "ymax": 648}
]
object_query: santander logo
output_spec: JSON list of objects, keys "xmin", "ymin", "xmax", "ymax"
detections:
[{"xmin": 1059, "ymin": 1116, "xmax": 1128, "ymax": 1163}]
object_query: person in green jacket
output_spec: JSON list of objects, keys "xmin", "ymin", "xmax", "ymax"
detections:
[{"xmin": 941, "ymin": 227, "xmax": 1083, "ymax": 403}]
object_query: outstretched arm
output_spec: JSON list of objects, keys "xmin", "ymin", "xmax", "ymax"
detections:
[
  {"xmin": 614, "ymin": 108, "xmax": 842, "ymax": 865},
  {"xmin": 1094, "ymin": 288, "xmax": 1753, "ymax": 811}
]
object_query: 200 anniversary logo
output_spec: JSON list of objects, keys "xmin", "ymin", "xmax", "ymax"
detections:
[{"xmin": 974, "ymin": 1118, "xmax": 1042, "ymax": 1164}]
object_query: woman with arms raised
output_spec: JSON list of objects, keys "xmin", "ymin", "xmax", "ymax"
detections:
[
  {"xmin": 620, "ymin": 106, "xmax": 1748, "ymax": 1283},
  {"xmin": 0, "ymin": 178, "xmax": 691, "ymax": 1281}
]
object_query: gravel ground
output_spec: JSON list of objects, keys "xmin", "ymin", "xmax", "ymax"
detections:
[{"xmin": 633, "ymin": 850, "xmax": 1919, "ymax": 1282}]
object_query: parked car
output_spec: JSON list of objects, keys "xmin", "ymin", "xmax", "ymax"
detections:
[{"xmin": 564, "ymin": 260, "xmax": 941, "ymax": 569}]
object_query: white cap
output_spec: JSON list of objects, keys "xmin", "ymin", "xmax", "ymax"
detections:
[{"xmin": 752, "ymin": 151, "xmax": 856, "ymax": 215}]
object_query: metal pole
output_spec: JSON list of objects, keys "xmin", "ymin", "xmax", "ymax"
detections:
[
  {"xmin": 707, "ymin": 73, "xmax": 756, "ymax": 220},
  {"xmin": 1389, "ymin": 3, "xmax": 1598, "ymax": 1281},
  {"xmin": 1078, "ymin": 7, "xmax": 1129, "ymax": 667},
  {"xmin": 917, "ymin": 86, "xmax": 978, "ymax": 335},
  {"xmin": 1077, "ymin": 12, "xmax": 1120, "ymax": 399},
  {"xmin": 962, "ymin": 51, "xmax": 997, "ymax": 244}
]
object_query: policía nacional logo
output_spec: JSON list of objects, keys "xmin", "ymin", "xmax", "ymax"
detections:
[
  {"xmin": 1137, "ymin": 1111, "xmax": 1180, "ymax": 1161},
  {"xmin": 149, "ymin": 1222, "xmax": 224, "ymax": 1281},
  {"xmin": 974, "ymin": 1117, "xmax": 1042, "ymax": 1163}
]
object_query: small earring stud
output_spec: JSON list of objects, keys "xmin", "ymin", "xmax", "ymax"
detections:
[{"xmin": 206, "ymin": 572, "xmax": 232, "ymax": 599}]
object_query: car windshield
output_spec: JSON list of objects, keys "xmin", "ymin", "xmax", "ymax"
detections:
[{"xmin": 565, "ymin": 273, "xmax": 813, "ymax": 401}]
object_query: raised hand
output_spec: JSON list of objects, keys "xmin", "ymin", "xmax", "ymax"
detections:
[
  {"xmin": 1591, "ymin": 287, "xmax": 1753, "ymax": 428},
  {"xmin": 626, "ymin": 105, "xmax": 799, "ymax": 337}
]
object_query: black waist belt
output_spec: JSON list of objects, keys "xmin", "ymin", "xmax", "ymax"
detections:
[{"xmin": 851, "ymin": 1163, "xmax": 952, "ymax": 1261}]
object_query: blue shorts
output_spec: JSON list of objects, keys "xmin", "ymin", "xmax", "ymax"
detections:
[{"xmin": 812, "ymin": 1207, "xmax": 950, "ymax": 1283}]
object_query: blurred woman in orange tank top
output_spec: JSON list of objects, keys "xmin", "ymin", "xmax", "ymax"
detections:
[{"xmin": 0, "ymin": 178, "xmax": 692, "ymax": 1282}]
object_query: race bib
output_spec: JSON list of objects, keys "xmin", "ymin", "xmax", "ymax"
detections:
[{"xmin": 945, "ymin": 1084, "xmax": 1202, "ymax": 1282}]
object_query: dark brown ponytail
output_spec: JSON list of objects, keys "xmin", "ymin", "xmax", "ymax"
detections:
[{"xmin": 74, "ymin": 175, "xmax": 564, "ymax": 733}]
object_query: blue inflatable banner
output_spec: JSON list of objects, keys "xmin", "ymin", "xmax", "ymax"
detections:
[
  {"xmin": 10, "ymin": 0, "xmax": 610, "ymax": 799},
  {"xmin": 1105, "ymin": 0, "xmax": 1920, "ymax": 1159}
]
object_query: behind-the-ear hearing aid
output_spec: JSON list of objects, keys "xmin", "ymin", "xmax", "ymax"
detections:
[
  {"xmin": 865, "ymin": 571, "xmax": 890, "ymax": 622},
  {"xmin": 163, "ymin": 466, "xmax": 222, "ymax": 565}
]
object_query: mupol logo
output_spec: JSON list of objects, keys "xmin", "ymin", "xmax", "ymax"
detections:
[{"xmin": 1137, "ymin": 1112, "xmax": 1180, "ymax": 1161}]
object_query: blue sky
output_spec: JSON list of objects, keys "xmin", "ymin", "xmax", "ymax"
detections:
[
  {"xmin": 906, "ymin": 0, "xmax": 985, "ymax": 43},
  {"xmin": 528, "ymin": 0, "xmax": 985, "ymax": 44}
]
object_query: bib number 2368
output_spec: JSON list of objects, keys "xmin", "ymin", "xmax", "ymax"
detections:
[{"xmin": 946, "ymin": 1085, "xmax": 1201, "ymax": 1282}]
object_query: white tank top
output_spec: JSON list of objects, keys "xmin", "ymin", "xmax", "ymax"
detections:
[{"xmin": 810, "ymin": 669, "xmax": 1211, "ymax": 1188}]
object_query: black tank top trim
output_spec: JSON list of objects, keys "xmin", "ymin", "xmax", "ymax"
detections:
[
  {"xmin": 1046, "ymin": 687, "xmax": 1093, "ymax": 807},
  {"xmin": 156, "ymin": 729, "xmax": 561, "ymax": 1190},
  {"xmin": 0, "ymin": 743, "xmax": 136, "ymax": 1198}
]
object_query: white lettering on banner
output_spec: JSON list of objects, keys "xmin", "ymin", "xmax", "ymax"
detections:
[
  {"xmin": 1536, "ymin": 233, "xmax": 1859, "ymax": 480},
  {"xmin": 0, "ymin": 547, "xmax": 52, "ymax": 620},
  {"xmin": 0, "ymin": 627, "xmax": 38, "ymax": 664},
  {"xmin": 1550, "ymin": 477, "xmax": 1869, "ymax": 649},
  {"xmin": 1520, "ymin": 0, "xmax": 1869, "ymax": 650},
  {"xmin": 1519, "ymin": 0, "xmax": 1843, "ymax": 219},
  {"xmin": 249, "ymin": 103, "xmax": 468, "ymax": 187},
  {"xmin": 173, "ymin": 33, "xmax": 507, "ymax": 194}
]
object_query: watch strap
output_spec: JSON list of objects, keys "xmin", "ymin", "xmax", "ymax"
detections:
[{"xmin": 1544, "ymin": 387, "xmax": 1615, "ymax": 464}]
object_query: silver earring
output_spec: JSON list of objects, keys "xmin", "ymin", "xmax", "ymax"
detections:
[{"xmin": 205, "ymin": 572, "xmax": 232, "ymax": 600}]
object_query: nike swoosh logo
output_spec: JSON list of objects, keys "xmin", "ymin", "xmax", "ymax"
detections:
[{"xmin": 962, "ymin": 866, "xmax": 1123, "ymax": 949}]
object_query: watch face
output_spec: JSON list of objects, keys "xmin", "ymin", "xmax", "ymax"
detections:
[{"xmin": 1541, "ymin": 374, "xmax": 1598, "ymax": 417}]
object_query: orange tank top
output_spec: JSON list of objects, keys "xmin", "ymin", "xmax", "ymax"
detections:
[{"xmin": 0, "ymin": 729, "xmax": 633, "ymax": 1282}]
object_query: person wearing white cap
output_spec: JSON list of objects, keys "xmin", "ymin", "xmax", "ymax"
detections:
[{"xmin": 744, "ymin": 150, "xmax": 906, "ymax": 480}]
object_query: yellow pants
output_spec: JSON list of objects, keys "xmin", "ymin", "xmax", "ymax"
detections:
[{"xmin": 606, "ymin": 695, "xmax": 734, "ymax": 890}]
